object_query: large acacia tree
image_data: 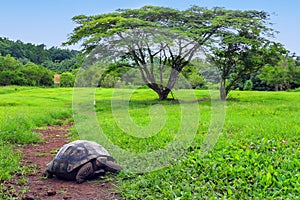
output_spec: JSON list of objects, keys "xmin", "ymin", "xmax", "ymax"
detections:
[{"xmin": 64, "ymin": 5, "xmax": 280, "ymax": 100}]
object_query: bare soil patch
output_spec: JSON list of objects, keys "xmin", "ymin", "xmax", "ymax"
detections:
[{"xmin": 2, "ymin": 124, "xmax": 121, "ymax": 200}]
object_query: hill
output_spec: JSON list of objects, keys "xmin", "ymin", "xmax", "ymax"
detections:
[{"xmin": 0, "ymin": 37, "xmax": 80, "ymax": 72}]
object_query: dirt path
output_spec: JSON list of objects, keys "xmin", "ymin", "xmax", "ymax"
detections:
[{"xmin": 2, "ymin": 124, "xmax": 121, "ymax": 200}]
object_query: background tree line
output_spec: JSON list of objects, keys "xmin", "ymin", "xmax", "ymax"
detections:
[
  {"xmin": 0, "ymin": 37, "xmax": 82, "ymax": 87},
  {"xmin": 0, "ymin": 37, "xmax": 81, "ymax": 72},
  {"xmin": 0, "ymin": 54, "xmax": 53, "ymax": 86}
]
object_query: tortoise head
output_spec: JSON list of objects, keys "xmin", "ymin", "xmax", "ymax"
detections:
[{"xmin": 96, "ymin": 157, "xmax": 122, "ymax": 173}]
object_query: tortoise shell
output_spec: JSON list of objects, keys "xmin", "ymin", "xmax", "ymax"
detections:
[{"xmin": 46, "ymin": 140, "xmax": 113, "ymax": 174}]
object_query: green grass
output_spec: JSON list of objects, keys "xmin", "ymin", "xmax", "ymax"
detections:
[
  {"xmin": 94, "ymin": 89, "xmax": 206, "ymax": 152},
  {"xmin": 113, "ymin": 90, "xmax": 299, "ymax": 199},
  {"xmin": 0, "ymin": 141, "xmax": 21, "ymax": 181},
  {"xmin": 0, "ymin": 86, "xmax": 73, "ymax": 181},
  {"xmin": 74, "ymin": 88, "xmax": 299, "ymax": 198},
  {"xmin": 0, "ymin": 87, "xmax": 299, "ymax": 199}
]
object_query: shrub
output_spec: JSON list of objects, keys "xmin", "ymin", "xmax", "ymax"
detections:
[
  {"xmin": 243, "ymin": 79, "xmax": 253, "ymax": 91},
  {"xmin": 60, "ymin": 72, "xmax": 75, "ymax": 87}
]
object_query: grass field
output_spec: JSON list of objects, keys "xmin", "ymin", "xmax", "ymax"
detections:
[
  {"xmin": 0, "ymin": 86, "xmax": 299, "ymax": 199},
  {"xmin": 0, "ymin": 87, "xmax": 72, "ymax": 181}
]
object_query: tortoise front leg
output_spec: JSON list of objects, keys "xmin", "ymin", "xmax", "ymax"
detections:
[
  {"xmin": 76, "ymin": 162, "xmax": 94, "ymax": 183},
  {"xmin": 43, "ymin": 170, "xmax": 54, "ymax": 178},
  {"xmin": 96, "ymin": 157, "xmax": 122, "ymax": 173}
]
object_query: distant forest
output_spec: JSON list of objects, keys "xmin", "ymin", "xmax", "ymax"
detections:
[
  {"xmin": 0, "ymin": 37, "xmax": 81, "ymax": 72},
  {"xmin": 0, "ymin": 37, "xmax": 82, "ymax": 87},
  {"xmin": 0, "ymin": 36, "xmax": 299, "ymax": 90}
]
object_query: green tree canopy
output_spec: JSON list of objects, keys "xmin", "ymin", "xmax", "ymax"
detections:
[
  {"xmin": 60, "ymin": 72, "xmax": 75, "ymax": 87},
  {"xmin": 0, "ymin": 37, "xmax": 80, "ymax": 72},
  {"xmin": 0, "ymin": 54, "xmax": 53, "ymax": 86},
  {"xmin": 259, "ymin": 55, "xmax": 300, "ymax": 90}
]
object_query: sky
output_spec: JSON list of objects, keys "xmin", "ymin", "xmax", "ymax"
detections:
[{"xmin": 1, "ymin": 0, "xmax": 299, "ymax": 54}]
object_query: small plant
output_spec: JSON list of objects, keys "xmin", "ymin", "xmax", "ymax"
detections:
[
  {"xmin": 16, "ymin": 176, "xmax": 28, "ymax": 185},
  {"xmin": 59, "ymin": 188, "xmax": 67, "ymax": 195},
  {"xmin": 243, "ymin": 79, "xmax": 253, "ymax": 91}
]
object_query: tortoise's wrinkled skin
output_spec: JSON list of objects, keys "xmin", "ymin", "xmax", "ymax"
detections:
[{"xmin": 45, "ymin": 140, "xmax": 122, "ymax": 183}]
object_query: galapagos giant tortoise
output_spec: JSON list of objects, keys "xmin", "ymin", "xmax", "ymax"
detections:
[{"xmin": 44, "ymin": 140, "xmax": 122, "ymax": 183}]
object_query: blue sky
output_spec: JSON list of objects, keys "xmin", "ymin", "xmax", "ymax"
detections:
[{"xmin": 1, "ymin": 0, "xmax": 299, "ymax": 54}]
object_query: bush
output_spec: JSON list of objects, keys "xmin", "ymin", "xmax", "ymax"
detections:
[
  {"xmin": 60, "ymin": 72, "xmax": 75, "ymax": 87},
  {"xmin": 100, "ymin": 74, "xmax": 120, "ymax": 88},
  {"xmin": 243, "ymin": 79, "xmax": 253, "ymax": 91},
  {"xmin": 0, "ymin": 56, "xmax": 54, "ymax": 87}
]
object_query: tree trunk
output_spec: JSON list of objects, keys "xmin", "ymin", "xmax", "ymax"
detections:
[
  {"xmin": 147, "ymin": 83, "xmax": 171, "ymax": 100},
  {"xmin": 220, "ymin": 79, "xmax": 227, "ymax": 101},
  {"xmin": 157, "ymin": 88, "xmax": 171, "ymax": 100}
]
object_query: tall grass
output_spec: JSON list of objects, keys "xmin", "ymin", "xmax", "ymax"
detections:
[{"xmin": 0, "ymin": 141, "xmax": 21, "ymax": 181}]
